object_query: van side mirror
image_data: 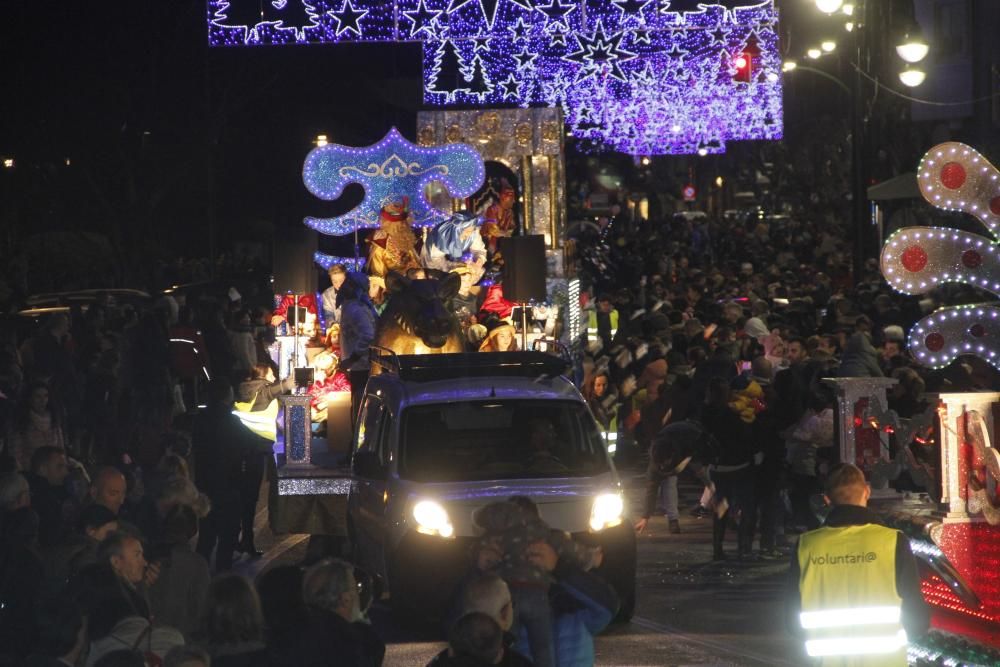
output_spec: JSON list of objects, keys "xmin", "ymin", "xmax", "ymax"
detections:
[{"xmin": 353, "ymin": 450, "xmax": 385, "ymax": 479}]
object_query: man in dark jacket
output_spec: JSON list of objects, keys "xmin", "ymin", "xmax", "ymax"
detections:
[
  {"xmin": 193, "ymin": 378, "xmax": 268, "ymax": 571},
  {"xmin": 700, "ymin": 377, "xmax": 757, "ymax": 560},
  {"xmin": 282, "ymin": 558, "xmax": 385, "ymax": 667},
  {"xmin": 24, "ymin": 446, "xmax": 72, "ymax": 549},
  {"xmin": 430, "ymin": 573, "xmax": 533, "ymax": 667},
  {"xmin": 787, "ymin": 464, "xmax": 929, "ymax": 664}
]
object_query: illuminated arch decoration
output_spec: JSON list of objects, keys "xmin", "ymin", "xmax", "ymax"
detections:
[
  {"xmin": 207, "ymin": 0, "xmax": 782, "ymax": 155},
  {"xmin": 302, "ymin": 127, "xmax": 486, "ymax": 236},
  {"xmin": 880, "ymin": 142, "xmax": 1000, "ymax": 370}
]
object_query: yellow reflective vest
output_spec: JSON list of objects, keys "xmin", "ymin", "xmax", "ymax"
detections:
[
  {"xmin": 797, "ymin": 523, "xmax": 906, "ymax": 667},
  {"xmin": 587, "ymin": 309, "xmax": 619, "ymax": 342}
]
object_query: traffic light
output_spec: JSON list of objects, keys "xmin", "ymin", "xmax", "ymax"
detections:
[{"xmin": 733, "ymin": 52, "xmax": 752, "ymax": 83}]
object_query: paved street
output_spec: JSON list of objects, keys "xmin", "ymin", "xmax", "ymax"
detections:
[{"xmin": 238, "ymin": 470, "xmax": 805, "ymax": 666}]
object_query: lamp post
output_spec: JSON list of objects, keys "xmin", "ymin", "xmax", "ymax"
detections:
[{"xmin": 809, "ymin": 0, "xmax": 928, "ymax": 281}]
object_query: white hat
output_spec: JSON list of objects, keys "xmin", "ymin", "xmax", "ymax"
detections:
[{"xmin": 228, "ymin": 287, "xmax": 242, "ymax": 302}]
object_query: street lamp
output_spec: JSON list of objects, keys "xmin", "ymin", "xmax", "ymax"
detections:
[
  {"xmin": 815, "ymin": 0, "xmax": 843, "ymax": 14},
  {"xmin": 821, "ymin": 40, "xmax": 837, "ymax": 53},
  {"xmin": 807, "ymin": 48, "xmax": 822, "ymax": 60},
  {"xmin": 782, "ymin": 61, "xmax": 798, "ymax": 72},
  {"xmin": 315, "ymin": 134, "xmax": 329, "ymax": 147},
  {"xmin": 898, "ymin": 65, "xmax": 926, "ymax": 88},
  {"xmin": 896, "ymin": 31, "xmax": 929, "ymax": 64}
]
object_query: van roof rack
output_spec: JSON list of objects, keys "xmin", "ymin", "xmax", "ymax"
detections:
[{"xmin": 369, "ymin": 347, "xmax": 569, "ymax": 381}]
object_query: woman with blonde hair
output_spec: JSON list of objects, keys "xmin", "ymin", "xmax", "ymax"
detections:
[{"xmin": 478, "ymin": 319, "xmax": 518, "ymax": 353}]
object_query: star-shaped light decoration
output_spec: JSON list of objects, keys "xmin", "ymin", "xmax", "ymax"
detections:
[
  {"xmin": 631, "ymin": 30, "xmax": 651, "ymax": 45},
  {"xmin": 513, "ymin": 45, "xmax": 539, "ymax": 68},
  {"xmin": 549, "ymin": 30, "xmax": 567, "ymax": 47},
  {"xmin": 403, "ymin": 0, "xmax": 442, "ymax": 37},
  {"xmin": 507, "ymin": 16, "xmax": 534, "ymax": 41},
  {"xmin": 448, "ymin": 0, "xmax": 535, "ymax": 31},
  {"xmin": 612, "ymin": 0, "xmax": 652, "ymax": 22},
  {"xmin": 709, "ymin": 25, "xmax": 729, "ymax": 45},
  {"xmin": 880, "ymin": 142, "xmax": 1000, "ymax": 370},
  {"xmin": 302, "ymin": 127, "xmax": 485, "ymax": 235},
  {"xmin": 535, "ymin": 0, "xmax": 577, "ymax": 29},
  {"xmin": 499, "ymin": 73, "xmax": 522, "ymax": 98},
  {"xmin": 562, "ymin": 20, "xmax": 636, "ymax": 83},
  {"xmin": 329, "ymin": 0, "xmax": 368, "ymax": 36}
]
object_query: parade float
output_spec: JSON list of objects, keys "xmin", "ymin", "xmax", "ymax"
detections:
[
  {"xmin": 249, "ymin": 125, "xmax": 582, "ymax": 539},
  {"xmin": 837, "ymin": 141, "xmax": 1000, "ymax": 664}
]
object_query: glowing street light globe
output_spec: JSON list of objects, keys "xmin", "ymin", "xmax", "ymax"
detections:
[
  {"xmin": 807, "ymin": 48, "xmax": 822, "ymax": 60},
  {"xmin": 815, "ymin": 0, "xmax": 844, "ymax": 14},
  {"xmin": 899, "ymin": 66, "xmax": 926, "ymax": 87},
  {"xmin": 821, "ymin": 41, "xmax": 837, "ymax": 53},
  {"xmin": 896, "ymin": 33, "xmax": 930, "ymax": 63},
  {"xmin": 782, "ymin": 61, "xmax": 797, "ymax": 72}
]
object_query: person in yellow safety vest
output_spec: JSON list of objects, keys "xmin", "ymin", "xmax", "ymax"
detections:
[
  {"xmin": 787, "ymin": 463, "xmax": 929, "ymax": 666},
  {"xmin": 586, "ymin": 295, "xmax": 618, "ymax": 350}
]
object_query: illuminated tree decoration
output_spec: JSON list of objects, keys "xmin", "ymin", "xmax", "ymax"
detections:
[
  {"xmin": 301, "ymin": 127, "xmax": 486, "ymax": 236},
  {"xmin": 880, "ymin": 142, "xmax": 1000, "ymax": 370},
  {"xmin": 207, "ymin": 0, "xmax": 783, "ymax": 155}
]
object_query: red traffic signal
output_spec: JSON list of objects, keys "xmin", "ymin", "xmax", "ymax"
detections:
[{"xmin": 733, "ymin": 52, "xmax": 752, "ymax": 83}]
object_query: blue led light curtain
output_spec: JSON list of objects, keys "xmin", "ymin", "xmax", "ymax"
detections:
[{"xmin": 208, "ymin": 1, "xmax": 782, "ymax": 154}]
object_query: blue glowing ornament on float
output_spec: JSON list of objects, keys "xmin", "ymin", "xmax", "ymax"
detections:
[
  {"xmin": 313, "ymin": 252, "xmax": 366, "ymax": 272},
  {"xmin": 302, "ymin": 127, "xmax": 486, "ymax": 236}
]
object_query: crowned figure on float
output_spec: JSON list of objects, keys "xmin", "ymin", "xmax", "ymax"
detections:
[{"xmin": 366, "ymin": 195, "xmax": 422, "ymax": 278}]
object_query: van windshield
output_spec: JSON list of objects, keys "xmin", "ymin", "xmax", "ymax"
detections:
[{"xmin": 399, "ymin": 400, "xmax": 610, "ymax": 482}]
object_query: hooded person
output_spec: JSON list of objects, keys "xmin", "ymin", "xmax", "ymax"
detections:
[
  {"xmin": 743, "ymin": 317, "xmax": 769, "ymax": 343},
  {"xmin": 837, "ymin": 332, "xmax": 884, "ymax": 378}
]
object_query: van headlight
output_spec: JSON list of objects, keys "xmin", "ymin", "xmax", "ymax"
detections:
[
  {"xmin": 589, "ymin": 493, "xmax": 624, "ymax": 531},
  {"xmin": 412, "ymin": 500, "xmax": 454, "ymax": 538}
]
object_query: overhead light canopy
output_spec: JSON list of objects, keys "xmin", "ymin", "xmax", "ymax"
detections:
[
  {"xmin": 899, "ymin": 66, "xmax": 926, "ymax": 87},
  {"xmin": 896, "ymin": 31, "xmax": 929, "ymax": 63}
]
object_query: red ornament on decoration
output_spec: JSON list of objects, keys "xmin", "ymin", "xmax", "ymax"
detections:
[
  {"xmin": 940, "ymin": 162, "xmax": 967, "ymax": 190},
  {"xmin": 971, "ymin": 324, "xmax": 987, "ymax": 338},
  {"xmin": 990, "ymin": 196, "xmax": 1000, "ymax": 216},
  {"xmin": 925, "ymin": 332, "xmax": 945, "ymax": 351},
  {"xmin": 962, "ymin": 249, "xmax": 983, "ymax": 268},
  {"xmin": 901, "ymin": 245, "xmax": 928, "ymax": 273}
]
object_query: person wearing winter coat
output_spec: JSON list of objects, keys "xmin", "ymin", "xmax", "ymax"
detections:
[{"xmin": 837, "ymin": 331, "xmax": 884, "ymax": 378}]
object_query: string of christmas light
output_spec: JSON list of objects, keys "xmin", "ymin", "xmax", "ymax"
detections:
[{"xmin": 208, "ymin": 1, "xmax": 783, "ymax": 155}]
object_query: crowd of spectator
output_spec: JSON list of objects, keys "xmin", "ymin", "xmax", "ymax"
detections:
[{"xmin": 573, "ymin": 203, "xmax": 998, "ymax": 561}]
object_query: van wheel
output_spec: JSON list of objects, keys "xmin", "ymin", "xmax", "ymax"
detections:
[{"xmin": 615, "ymin": 578, "xmax": 636, "ymax": 623}]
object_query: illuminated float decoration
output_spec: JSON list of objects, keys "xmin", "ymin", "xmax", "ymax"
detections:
[
  {"xmin": 302, "ymin": 126, "xmax": 485, "ymax": 273},
  {"xmin": 879, "ymin": 142, "xmax": 1000, "ymax": 660},
  {"xmin": 303, "ymin": 127, "xmax": 485, "ymax": 355}
]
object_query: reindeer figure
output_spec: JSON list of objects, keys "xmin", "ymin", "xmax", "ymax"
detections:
[{"xmin": 375, "ymin": 271, "xmax": 464, "ymax": 354}]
